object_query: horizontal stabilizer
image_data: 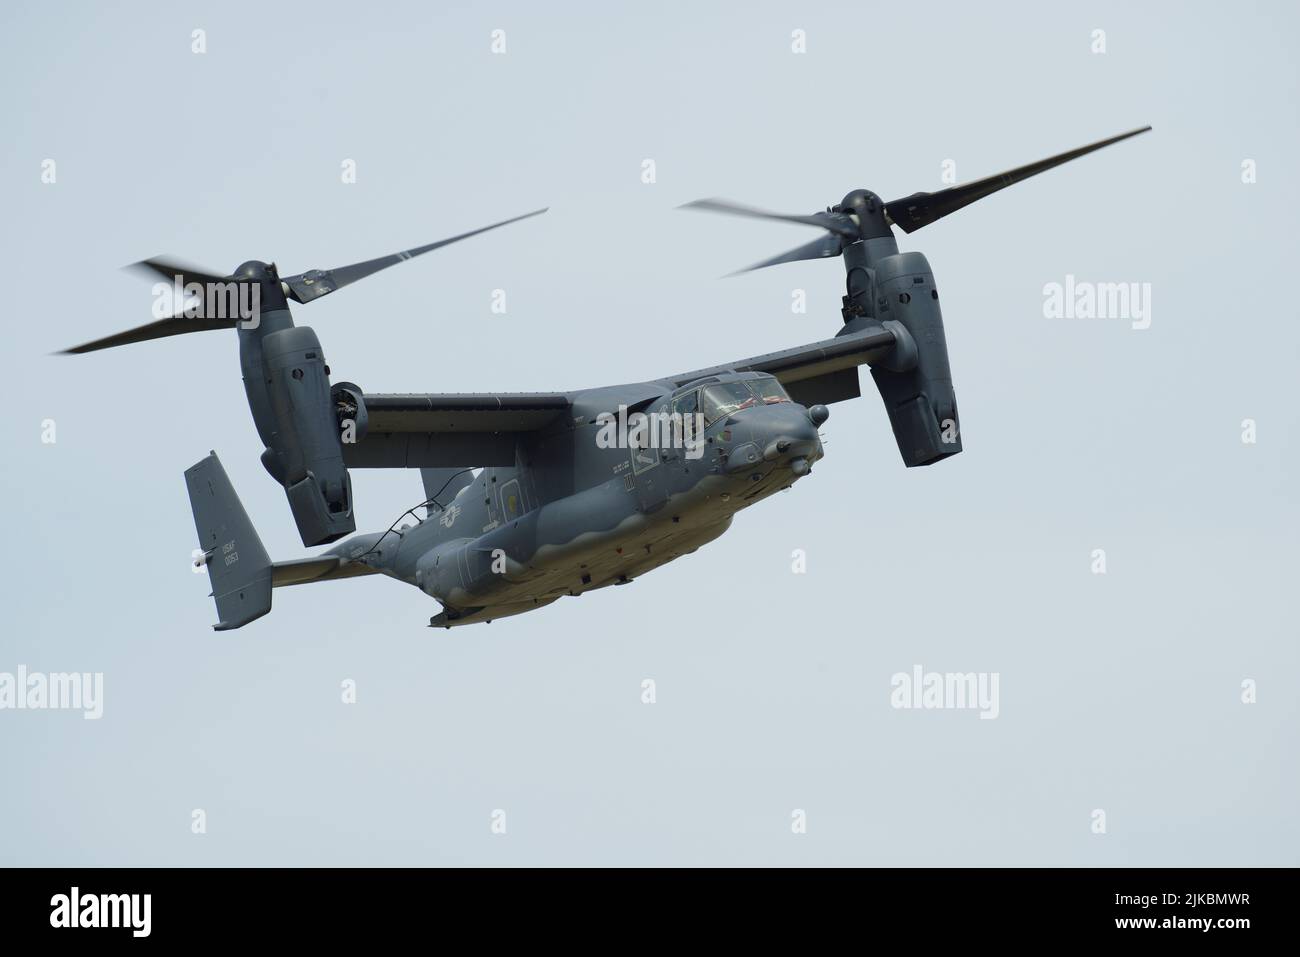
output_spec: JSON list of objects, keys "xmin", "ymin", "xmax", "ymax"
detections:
[{"xmin": 270, "ymin": 555, "xmax": 380, "ymax": 588}]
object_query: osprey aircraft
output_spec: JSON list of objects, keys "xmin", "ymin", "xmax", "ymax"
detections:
[{"xmin": 64, "ymin": 127, "xmax": 1150, "ymax": 629}]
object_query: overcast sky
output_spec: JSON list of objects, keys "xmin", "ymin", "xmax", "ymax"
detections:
[{"xmin": 1, "ymin": 0, "xmax": 1296, "ymax": 865}]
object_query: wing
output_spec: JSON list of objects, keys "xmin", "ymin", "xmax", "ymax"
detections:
[
  {"xmin": 345, "ymin": 328, "xmax": 897, "ymax": 469},
  {"xmin": 344, "ymin": 392, "xmax": 572, "ymax": 468},
  {"xmin": 665, "ymin": 325, "xmax": 899, "ymax": 405}
]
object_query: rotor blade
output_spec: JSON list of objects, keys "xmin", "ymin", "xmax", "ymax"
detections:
[
  {"xmin": 884, "ymin": 126, "xmax": 1152, "ymax": 234},
  {"xmin": 727, "ymin": 232, "xmax": 845, "ymax": 277},
  {"xmin": 59, "ymin": 314, "xmax": 237, "ymax": 355},
  {"xmin": 281, "ymin": 208, "xmax": 549, "ymax": 304},
  {"xmin": 680, "ymin": 199, "xmax": 859, "ymax": 239},
  {"xmin": 126, "ymin": 256, "xmax": 227, "ymax": 288}
]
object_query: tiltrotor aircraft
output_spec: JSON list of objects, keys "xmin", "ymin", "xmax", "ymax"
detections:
[{"xmin": 64, "ymin": 127, "xmax": 1150, "ymax": 629}]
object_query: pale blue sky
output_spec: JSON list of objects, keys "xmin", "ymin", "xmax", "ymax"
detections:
[{"xmin": 1, "ymin": 0, "xmax": 1296, "ymax": 865}]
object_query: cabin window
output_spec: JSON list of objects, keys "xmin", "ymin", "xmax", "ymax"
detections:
[{"xmin": 500, "ymin": 479, "xmax": 523, "ymax": 521}]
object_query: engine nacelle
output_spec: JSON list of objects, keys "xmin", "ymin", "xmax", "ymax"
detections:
[
  {"xmin": 257, "ymin": 325, "xmax": 356, "ymax": 545},
  {"xmin": 867, "ymin": 251, "xmax": 962, "ymax": 467}
]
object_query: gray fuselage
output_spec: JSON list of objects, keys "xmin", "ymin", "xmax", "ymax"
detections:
[{"xmin": 328, "ymin": 372, "xmax": 824, "ymax": 627}]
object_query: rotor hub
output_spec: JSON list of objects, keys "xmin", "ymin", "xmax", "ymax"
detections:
[
  {"xmin": 234, "ymin": 260, "xmax": 277, "ymax": 281},
  {"xmin": 834, "ymin": 189, "xmax": 882, "ymax": 215},
  {"xmin": 834, "ymin": 189, "xmax": 890, "ymax": 239}
]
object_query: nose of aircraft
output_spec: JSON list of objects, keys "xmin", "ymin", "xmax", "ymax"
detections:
[{"xmin": 758, "ymin": 402, "xmax": 824, "ymax": 472}]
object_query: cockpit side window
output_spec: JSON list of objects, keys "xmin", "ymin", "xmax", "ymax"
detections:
[
  {"xmin": 672, "ymin": 389, "xmax": 699, "ymax": 418},
  {"xmin": 671, "ymin": 389, "xmax": 702, "ymax": 445}
]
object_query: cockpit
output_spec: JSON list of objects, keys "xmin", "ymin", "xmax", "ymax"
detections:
[
  {"xmin": 661, "ymin": 372, "xmax": 821, "ymax": 475},
  {"xmin": 671, "ymin": 373, "xmax": 793, "ymax": 428}
]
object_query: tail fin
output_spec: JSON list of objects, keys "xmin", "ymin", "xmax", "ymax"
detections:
[
  {"xmin": 184, "ymin": 452, "xmax": 273, "ymax": 630},
  {"xmin": 420, "ymin": 467, "xmax": 475, "ymax": 517}
]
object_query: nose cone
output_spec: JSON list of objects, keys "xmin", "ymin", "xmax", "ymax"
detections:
[{"xmin": 757, "ymin": 403, "xmax": 823, "ymax": 469}]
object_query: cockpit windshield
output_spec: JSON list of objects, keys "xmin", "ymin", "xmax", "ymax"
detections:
[
  {"xmin": 700, "ymin": 382, "xmax": 755, "ymax": 424},
  {"xmin": 699, "ymin": 376, "xmax": 791, "ymax": 425},
  {"xmin": 748, "ymin": 376, "xmax": 791, "ymax": 405}
]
